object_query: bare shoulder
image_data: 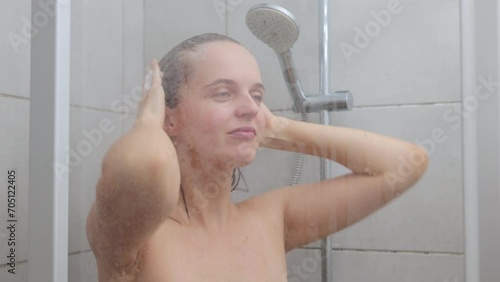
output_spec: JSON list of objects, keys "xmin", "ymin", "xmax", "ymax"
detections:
[
  {"xmin": 236, "ymin": 187, "xmax": 288, "ymax": 218},
  {"xmin": 235, "ymin": 187, "xmax": 290, "ymax": 239}
]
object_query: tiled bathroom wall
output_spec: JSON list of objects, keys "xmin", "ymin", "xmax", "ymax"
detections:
[
  {"xmin": 0, "ymin": 0, "xmax": 464, "ymax": 281},
  {"xmin": 0, "ymin": 0, "xmax": 32, "ymax": 280},
  {"xmin": 66, "ymin": 0, "xmax": 144, "ymax": 281}
]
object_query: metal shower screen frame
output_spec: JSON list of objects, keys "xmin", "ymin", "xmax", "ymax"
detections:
[{"xmin": 28, "ymin": 0, "xmax": 70, "ymax": 281}]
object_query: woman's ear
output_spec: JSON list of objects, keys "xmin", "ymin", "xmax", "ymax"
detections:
[{"xmin": 163, "ymin": 106, "xmax": 178, "ymax": 136}]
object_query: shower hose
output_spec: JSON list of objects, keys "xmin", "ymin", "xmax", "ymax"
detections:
[{"xmin": 289, "ymin": 111, "xmax": 309, "ymax": 186}]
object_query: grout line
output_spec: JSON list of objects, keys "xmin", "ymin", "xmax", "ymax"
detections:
[
  {"xmin": 69, "ymin": 249, "xmax": 93, "ymax": 256},
  {"xmin": 300, "ymin": 246, "xmax": 464, "ymax": 256},
  {"xmin": 0, "ymin": 93, "xmax": 30, "ymax": 100},
  {"xmin": 2, "ymin": 90, "xmax": 459, "ymax": 111},
  {"xmin": 270, "ymin": 101, "xmax": 461, "ymax": 114},
  {"xmin": 0, "ymin": 259, "xmax": 28, "ymax": 268},
  {"xmin": 1, "ymin": 93, "xmax": 458, "ymax": 114},
  {"xmin": 352, "ymin": 101, "xmax": 461, "ymax": 109},
  {"xmin": 69, "ymin": 103, "xmax": 134, "ymax": 116},
  {"xmin": 0, "ymin": 250, "xmax": 93, "ymax": 268},
  {"xmin": 0, "ymin": 93, "xmax": 136, "ymax": 116}
]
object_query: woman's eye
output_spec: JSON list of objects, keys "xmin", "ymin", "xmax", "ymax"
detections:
[
  {"xmin": 252, "ymin": 94, "xmax": 263, "ymax": 103},
  {"xmin": 214, "ymin": 92, "xmax": 230, "ymax": 99},
  {"xmin": 251, "ymin": 91, "xmax": 264, "ymax": 103}
]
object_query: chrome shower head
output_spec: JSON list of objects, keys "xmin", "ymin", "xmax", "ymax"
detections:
[
  {"xmin": 245, "ymin": 4, "xmax": 299, "ymax": 54},
  {"xmin": 246, "ymin": 4, "xmax": 353, "ymax": 113}
]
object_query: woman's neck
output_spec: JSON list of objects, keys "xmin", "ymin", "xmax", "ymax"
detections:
[{"xmin": 173, "ymin": 153, "xmax": 238, "ymax": 230}]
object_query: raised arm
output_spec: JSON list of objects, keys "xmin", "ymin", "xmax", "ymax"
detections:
[
  {"xmin": 86, "ymin": 60, "xmax": 180, "ymax": 273},
  {"xmin": 259, "ymin": 105, "xmax": 429, "ymax": 251}
]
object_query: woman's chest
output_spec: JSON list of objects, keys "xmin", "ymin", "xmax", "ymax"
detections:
[
  {"xmin": 136, "ymin": 208, "xmax": 288, "ymax": 281},
  {"xmin": 156, "ymin": 239, "xmax": 287, "ymax": 281}
]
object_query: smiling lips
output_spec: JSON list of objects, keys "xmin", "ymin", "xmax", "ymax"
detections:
[{"xmin": 228, "ymin": 126, "xmax": 256, "ymax": 139}]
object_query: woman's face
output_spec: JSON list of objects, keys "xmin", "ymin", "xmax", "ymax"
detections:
[{"xmin": 170, "ymin": 41, "xmax": 266, "ymax": 169}]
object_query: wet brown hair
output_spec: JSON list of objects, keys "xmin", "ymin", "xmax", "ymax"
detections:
[{"xmin": 158, "ymin": 33, "xmax": 242, "ymax": 109}]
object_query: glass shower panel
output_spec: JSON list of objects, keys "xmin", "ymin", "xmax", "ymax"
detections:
[
  {"xmin": 62, "ymin": 0, "xmax": 467, "ymax": 281},
  {"xmin": 142, "ymin": 0, "xmax": 464, "ymax": 281}
]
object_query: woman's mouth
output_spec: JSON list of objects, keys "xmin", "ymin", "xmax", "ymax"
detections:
[{"xmin": 228, "ymin": 126, "xmax": 256, "ymax": 139}]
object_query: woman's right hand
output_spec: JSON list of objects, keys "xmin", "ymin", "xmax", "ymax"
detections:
[{"xmin": 134, "ymin": 59, "xmax": 166, "ymax": 129}]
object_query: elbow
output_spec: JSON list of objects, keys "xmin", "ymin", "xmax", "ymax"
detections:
[
  {"xmin": 408, "ymin": 145, "xmax": 429, "ymax": 180},
  {"xmin": 399, "ymin": 145, "xmax": 429, "ymax": 185},
  {"xmin": 383, "ymin": 145, "xmax": 429, "ymax": 193}
]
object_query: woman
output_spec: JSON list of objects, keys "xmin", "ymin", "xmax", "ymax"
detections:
[{"xmin": 86, "ymin": 33, "xmax": 428, "ymax": 281}]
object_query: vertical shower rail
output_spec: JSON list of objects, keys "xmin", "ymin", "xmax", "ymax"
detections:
[
  {"xmin": 29, "ymin": 0, "xmax": 71, "ymax": 281},
  {"xmin": 460, "ymin": 0, "xmax": 480, "ymax": 281},
  {"xmin": 319, "ymin": 0, "xmax": 333, "ymax": 281},
  {"xmin": 462, "ymin": 0, "xmax": 500, "ymax": 281}
]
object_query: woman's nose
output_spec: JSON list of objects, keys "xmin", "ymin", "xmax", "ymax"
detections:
[{"xmin": 235, "ymin": 92, "xmax": 260, "ymax": 118}]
